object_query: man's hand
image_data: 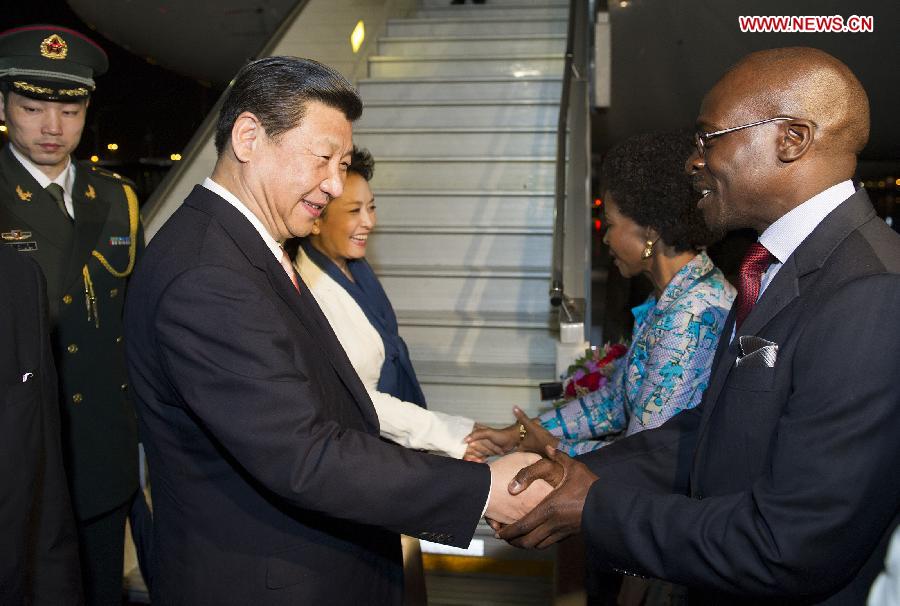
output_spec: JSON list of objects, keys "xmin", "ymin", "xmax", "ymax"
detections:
[
  {"xmin": 485, "ymin": 452, "xmax": 553, "ymax": 524},
  {"xmin": 497, "ymin": 446, "xmax": 599, "ymax": 549}
]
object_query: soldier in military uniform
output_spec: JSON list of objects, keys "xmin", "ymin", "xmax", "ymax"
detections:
[{"xmin": 0, "ymin": 25, "xmax": 143, "ymax": 605}]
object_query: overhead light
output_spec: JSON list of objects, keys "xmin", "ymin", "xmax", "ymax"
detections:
[
  {"xmin": 170, "ymin": 153, "xmax": 182, "ymax": 161},
  {"xmin": 350, "ymin": 20, "xmax": 365, "ymax": 54},
  {"xmin": 107, "ymin": 143, "xmax": 119, "ymax": 151},
  {"xmin": 619, "ymin": 0, "xmax": 630, "ymax": 6},
  {"xmin": 0, "ymin": 124, "xmax": 7, "ymax": 132},
  {"xmin": 90, "ymin": 155, "xmax": 99, "ymax": 163}
]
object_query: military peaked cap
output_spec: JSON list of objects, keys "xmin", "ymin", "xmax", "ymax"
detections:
[{"xmin": 0, "ymin": 25, "xmax": 108, "ymax": 101}]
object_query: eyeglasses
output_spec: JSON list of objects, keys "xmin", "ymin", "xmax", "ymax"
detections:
[{"xmin": 694, "ymin": 116, "xmax": 805, "ymax": 157}]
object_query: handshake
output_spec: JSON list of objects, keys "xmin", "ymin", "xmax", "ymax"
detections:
[{"xmin": 471, "ymin": 407, "xmax": 600, "ymax": 549}]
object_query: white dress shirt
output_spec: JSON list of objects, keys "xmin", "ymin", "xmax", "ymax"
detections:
[
  {"xmin": 295, "ymin": 246, "xmax": 475, "ymax": 458},
  {"xmin": 868, "ymin": 525, "xmax": 900, "ymax": 606},
  {"xmin": 757, "ymin": 180, "xmax": 856, "ymax": 297},
  {"xmin": 10, "ymin": 145, "xmax": 76, "ymax": 218},
  {"xmin": 203, "ymin": 178, "xmax": 284, "ymax": 262},
  {"xmin": 732, "ymin": 180, "xmax": 856, "ymax": 342}
]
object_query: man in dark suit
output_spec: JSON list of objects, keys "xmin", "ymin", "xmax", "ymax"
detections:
[
  {"xmin": 125, "ymin": 56, "xmax": 547, "ymax": 605},
  {"xmin": 497, "ymin": 47, "xmax": 900, "ymax": 604},
  {"xmin": 0, "ymin": 245, "xmax": 82, "ymax": 604},
  {"xmin": 0, "ymin": 26, "xmax": 144, "ymax": 604}
]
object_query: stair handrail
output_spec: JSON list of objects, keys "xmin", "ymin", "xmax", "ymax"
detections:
[{"xmin": 550, "ymin": 0, "xmax": 593, "ymax": 315}]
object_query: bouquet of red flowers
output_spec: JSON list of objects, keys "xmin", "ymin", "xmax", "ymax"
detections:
[{"xmin": 556, "ymin": 342, "xmax": 628, "ymax": 404}]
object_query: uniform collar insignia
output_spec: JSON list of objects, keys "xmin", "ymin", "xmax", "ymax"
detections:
[
  {"xmin": 16, "ymin": 185, "xmax": 33, "ymax": 201},
  {"xmin": 2, "ymin": 229, "xmax": 33, "ymax": 241},
  {"xmin": 85, "ymin": 184, "xmax": 96, "ymax": 199}
]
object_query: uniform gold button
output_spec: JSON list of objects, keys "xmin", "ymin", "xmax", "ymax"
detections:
[
  {"xmin": 109, "ymin": 288, "xmax": 119, "ymax": 298},
  {"xmin": 67, "ymin": 344, "xmax": 78, "ymax": 353},
  {"xmin": 115, "ymin": 336, "xmax": 123, "ymax": 344},
  {"xmin": 120, "ymin": 383, "xmax": 128, "ymax": 391},
  {"xmin": 72, "ymin": 393, "xmax": 84, "ymax": 404},
  {"xmin": 62, "ymin": 295, "xmax": 73, "ymax": 304}
]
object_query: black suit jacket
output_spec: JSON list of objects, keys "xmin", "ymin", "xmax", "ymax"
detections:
[
  {"xmin": 124, "ymin": 185, "xmax": 490, "ymax": 605},
  {"xmin": 0, "ymin": 246, "xmax": 82, "ymax": 605},
  {"xmin": 0, "ymin": 146, "xmax": 141, "ymax": 520},
  {"xmin": 580, "ymin": 189, "xmax": 900, "ymax": 604}
]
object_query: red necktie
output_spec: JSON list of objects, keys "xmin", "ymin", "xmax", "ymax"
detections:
[
  {"xmin": 280, "ymin": 249, "xmax": 300, "ymax": 293},
  {"xmin": 734, "ymin": 242, "xmax": 773, "ymax": 331}
]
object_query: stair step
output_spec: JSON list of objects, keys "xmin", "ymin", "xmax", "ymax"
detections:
[
  {"xmin": 399, "ymin": 313, "xmax": 557, "ymax": 367},
  {"xmin": 367, "ymin": 226, "xmax": 551, "ymax": 267},
  {"xmin": 386, "ymin": 16, "xmax": 567, "ymax": 37},
  {"xmin": 369, "ymin": 54, "xmax": 564, "ymax": 79},
  {"xmin": 422, "ymin": 381, "xmax": 555, "ymax": 426},
  {"xmin": 354, "ymin": 126, "xmax": 558, "ymax": 157},
  {"xmin": 378, "ymin": 34, "xmax": 566, "ymax": 57},
  {"xmin": 359, "ymin": 100, "xmax": 559, "ymax": 128},
  {"xmin": 376, "ymin": 264, "xmax": 550, "ymax": 278},
  {"xmin": 398, "ymin": 310, "xmax": 554, "ymax": 329},
  {"xmin": 415, "ymin": 360, "xmax": 557, "ymax": 425},
  {"xmin": 370, "ymin": 156, "xmax": 556, "ymax": 191},
  {"xmin": 376, "ymin": 266, "xmax": 552, "ymax": 314},
  {"xmin": 420, "ymin": 0, "xmax": 568, "ymax": 6},
  {"xmin": 357, "ymin": 75, "xmax": 561, "ymax": 102},
  {"xmin": 370, "ymin": 190, "xmax": 554, "ymax": 228},
  {"xmin": 417, "ymin": 6, "xmax": 569, "ymax": 19},
  {"xmin": 414, "ymin": 360, "xmax": 555, "ymax": 386},
  {"xmin": 400, "ymin": 323, "xmax": 556, "ymax": 365},
  {"xmin": 375, "ymin": 225, "xmax": 552, "ymax": 235},
  {"xmin": 375, "ymin": 266, "xmax": 550, "ymax": 313}
]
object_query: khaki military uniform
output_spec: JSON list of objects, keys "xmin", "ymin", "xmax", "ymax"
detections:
[{"xmin": 0, "ymin": 145, "xmax": 142, "ymax": 522}]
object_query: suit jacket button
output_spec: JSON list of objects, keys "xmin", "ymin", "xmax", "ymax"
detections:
[
  {"xmin": 72, "ymin": 393, "xmax": 84, "ymax": 404},
  {"xmin": 115, "ymin": 336, "xmax": 123, "ymax": 344},
  {"xmin": 67, "ymin": 343, "xmax": 78, "ymax": 353},
  {"xmin": 109, "ymin": 288, "xmax": 119, "ymax": 298},
  {"xmin": 120, "ymin": 383, "xmax": 128, "ymax": 391},
  {"xmin": 62, "ymin": 294, "xmax": 73, "ymax": 304}
]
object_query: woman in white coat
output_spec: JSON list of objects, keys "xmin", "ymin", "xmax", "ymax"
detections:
[{"xmin": 291, "ymin": 147, "xmax": 489, "ymax": 460}]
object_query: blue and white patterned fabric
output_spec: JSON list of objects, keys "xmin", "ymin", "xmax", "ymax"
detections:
[{"xmin": 540, "ymin": 251, "xmax": 735, "ymax": 456}]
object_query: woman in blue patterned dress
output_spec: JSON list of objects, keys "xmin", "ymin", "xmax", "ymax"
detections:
[{"xmin": 466, "ymin": 132, "xmax": 735, "ymax": 459}]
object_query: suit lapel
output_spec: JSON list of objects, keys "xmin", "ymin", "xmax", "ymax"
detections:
[
  {"xmin": 0, "ymin": 146, "xmax": 73, "ymax": 247},
  {"xmin": 187, "ymin": 188, "xmax": 380, "ymax": 432},
  {"xmin": 692, "ymin": 188, "xmax": 876, "ymax": 459},
  {"xmin": 62, "ymin": 166, "xmax": 110, "ymax": 290}
]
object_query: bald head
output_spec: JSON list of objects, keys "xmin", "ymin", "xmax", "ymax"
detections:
[
  {"xmin": 688, "ymin": 48, "xmax": 871, "ymax": 234},
  {"xmin": 718, "ymin": 47, "xmax": 869, "ymax": 157}
]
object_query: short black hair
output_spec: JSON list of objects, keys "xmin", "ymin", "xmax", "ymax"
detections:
[
  {"xmin": 600, "ymin": 131, "xmax": 716, "ymax": 252},
  {"xmin": 214, "ymin": 56, "xmax": 363, "ymax": 155},
  {"xmin": 348, "ymin": 146, "xmax": 374, "ymax": 181}
]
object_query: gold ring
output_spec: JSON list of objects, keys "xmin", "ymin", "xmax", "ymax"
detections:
[{"xmin": 518, "ymin": 423, "xmax": 527, "ymax": 441}]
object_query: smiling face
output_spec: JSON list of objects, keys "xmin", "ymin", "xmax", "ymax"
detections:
[
  {"xmin": 602, "ymin": 193, "xmax": 651, "ymax": 279},
  {"xmin": 242, "ymin": 101, "xmax": 353, "ymax": 240},
  {"xmin": 311, "ymin": 172, "xmax": 376, "ymax": 265},
  {"xmin": 686, "ymin": 74, "xmax": 784, "ymax": 236},
  {"xmin": 0, "ymin": 91, "xmax": 87, "ymax": 179}
]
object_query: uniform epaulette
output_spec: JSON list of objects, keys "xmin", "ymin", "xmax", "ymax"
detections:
[{"xmin": 87, "ymin": 164, "xmax": 137, "ymax": 188}]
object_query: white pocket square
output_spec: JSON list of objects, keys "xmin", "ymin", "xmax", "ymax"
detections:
[
  {"xmin": 735, "ymin": 336, "xmax": 778, "ymax": 368},
  {"xmin": 21, "ymin": 371, "xmax": 34, "ymax": 383}
]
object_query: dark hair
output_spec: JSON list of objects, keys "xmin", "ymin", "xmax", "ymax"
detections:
[
  {"xmin": 348, "ymin": 146, "xmax": 374, "ymax": 181},
  {"xmin": 600, "ymin": 131, "xmax": 716, "ymax": 252},
  {"xmin": 214, "ymin": 56, "xmax": 363, "ymax": 155}
]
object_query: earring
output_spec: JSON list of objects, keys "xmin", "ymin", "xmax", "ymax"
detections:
[{"xmin": 641, "ymin": 239, "xmax": 655, "ymax": 259}]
